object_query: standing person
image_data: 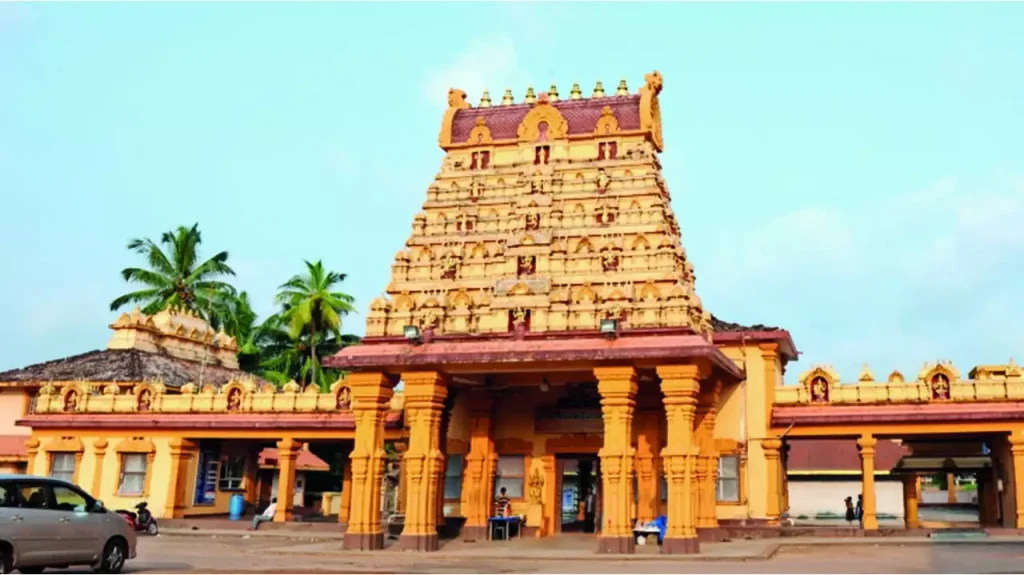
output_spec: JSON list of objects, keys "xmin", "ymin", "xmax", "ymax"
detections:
[
  {"xmin": 855, "ymin": 494, "xmax": 864, "ymax": 527},
  {"xmin": 251, "ymin": 498, "xmax": 277, "ymax": 531},
  {"xmin": 844, "ymin": 496, "xmax": 855, "ymax": 524},
  {"xmin": 583, "ymin": 487, "xmax": 597, "ymax": 534},
  {"xmin": 494, "ymin": 487, "xmax": 511, "ymax": 517}
]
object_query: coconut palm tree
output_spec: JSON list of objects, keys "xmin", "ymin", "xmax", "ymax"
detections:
[
  {"xmin": 273, "ymin": 260, "xmax": 356, "ymax": 387},
  {"xmin": 109, "ymin": 223, "xmax": 236, "ymax": 317}
]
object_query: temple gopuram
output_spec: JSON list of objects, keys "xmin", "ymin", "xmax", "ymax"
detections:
[{"xmin": 8, "ymin": 71, "xmax": 1024, "ymax": 556}]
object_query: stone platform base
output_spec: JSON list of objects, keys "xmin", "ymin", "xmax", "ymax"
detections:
[
  {"xmin": 399, "ymin": 533, "xmax": 439, "ymax": 552},
  {"xmin": 343, "ymin": 532, "xmax": 384, "ymax": 551},
  {"xmin": 662, "ymin": 537, "xmax": 700, "ymax": 554},
  {"xmin": 597, "ymin": 535, "xmax": 635, "ymax": 554}
]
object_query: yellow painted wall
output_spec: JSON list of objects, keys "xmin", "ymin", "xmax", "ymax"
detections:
[{"xmin": 0, "ymin": 388, "xmax": 31, "ymax": 436}]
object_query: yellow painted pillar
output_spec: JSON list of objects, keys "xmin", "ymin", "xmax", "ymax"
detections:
[
  {"xmin": 657, "ymin": 364, "xmax": 703, "ymax": 555},
  {"xmin": 1011, "ymin": 432, "xmax": 1024, "ymax": 528},
  {"xmin": 947, "ymin": 472, "xmax": 957, "ymax": 504},
  {"xmin": 594, "ymin": 366, "xmax": 638, "ymax": 554},
  {"xmin": 166, "ymin": 438, "xmax": 197, "ymax": 519},
  {"xmin": 91, "ymin": 439, "xmax": 108, "ymax": 498},
  {"xmin": 634, "ymin": 409, "xmax": 660, "ymax": 524},
  {"xmin": 273, "ymin": 438, "xmax": 300, "ymax": 523},
  {"xmin": 398, "ymin": 371, "xmax": 448, "ymax": 552},
  {"xmin": 460, "ymin": 390, "xmax": 496, "ymax": 541},
  {"xmin": 696, "ymin": 381, "xmax": 722, "ymax": 529},
  {"xmin": 902, "ymin": 473, "xmax": 919, "ymax": 529},
  {"xmin": 25, "ymin": 438, "xmax": 40, "ymax": 476},
  {"xmin": 339, "ymin": 457, "xmax": 353, "ymax": 527},
  {"xmin": 857, "ymin": 435, "xmax": 878, "ymax": 530},
  {"xmin": 762, "ymin": 438, "xmax": 783, "ymax": 525},
  {"xmin": 541, "ymin": 454, "xmax": 556, "ymax": 537},
  {"xmin": 343, "ymin": 372, "xmax": 394, "ymax": 551},
  {"xmin": 395, "ymin": 442, "xmax": 409, "ymax": 514}
]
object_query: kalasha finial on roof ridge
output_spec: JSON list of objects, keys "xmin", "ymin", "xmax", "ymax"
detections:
[
  {"xmin": 524, "ymin": 85, "xmax": 536, "ymax": 105},
  {"xmin": 570, "ymin": 82, "xmax": 582, "ymax": 100},
  {"xmin": 479, "ymin": 90, "xmax": 492, "ymax": 108},
  {"xmin": 592, "ymin": 80, "xmax": 606, "ymax": 98},
  {"xmin": 616, "ymin": 79, "xmax": 629, "ymax": 96},
  {"xmin": 501, "ymin": 88, "xmax": 514, "ymax": 106},
  {"xmin": 548, "ymin": 84, "xmax": 559, "ymax": 102}
]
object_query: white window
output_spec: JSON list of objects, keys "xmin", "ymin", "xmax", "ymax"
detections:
[
  {"xmin": 493, "ymin": 455, "xmax": 524, "ymax": 498},
  {"xmin": 444, "ymin": 455, "xmax": 464, "ymax": 500},
  {"xmin": 118, "ymin": 454, "xmax": 148, "ymax": 495},
  {"xmin": 716, "ymin": 455, "xmax": 740, "ymax": 503},
  {"xmin": 50, "ymin": 453, "xmax": 76, "ymax": 483},
  {"xmin": 218, "ymin": 456, "xmax": 246, "ymax": 491}
]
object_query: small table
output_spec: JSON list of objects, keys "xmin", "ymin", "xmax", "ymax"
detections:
[
  {"xmin": 487, "ymin": 516, "xmax": 522, "ymax": 541},
  {"xmin": 633, "ymin": 526, "xmax": 662, "ymax": 545}
]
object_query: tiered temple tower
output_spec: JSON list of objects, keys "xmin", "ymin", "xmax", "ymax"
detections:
[{"xmin": 365, "ymin": 72, "xmax": 713, "ymax": 340}]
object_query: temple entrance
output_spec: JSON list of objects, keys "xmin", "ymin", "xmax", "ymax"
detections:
[{"xmin": 555, "ymin": 454, "xmax": 601, "ymax": 534}]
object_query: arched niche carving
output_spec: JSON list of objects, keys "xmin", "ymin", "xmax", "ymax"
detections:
[
  {"xmin": 572, "ymin": 285, "xmax": 598, "ymax": 305},
  {"xmin": 508, "ymin": 282, "xmax": 531, "ymax": 296},
  {"xmin": 593, "ymin": 106, "xmax": 620, "ymax": 135},
  {"xmin": 517, "ymin": 101, "xmax": 569, "ymax": 143},
  {"xmin": 887, "ymin": 370, "xmax": 905, "ymax": 384},
  {"xmin": 575, "ymin": 237, "xmax": 594, "ymax": 254},
  {"xmin": 632, "ymin": 235, "xmax": 650, "ymax": 251},
  {"xmin": 798, "ymin": 365, "xmax": 839, "ymax": 403},
  {"xmin": 132, "ymin": 381, "xmax": 165, "ymax": 412},
  {"xmin": 466, "ymin": 117, "xmax": 493, "ymax": 145},
  {"xmin": 638, "ymin": 70, "xmax": 664, "ymax": 151},
  {"xmin": 393, "ymin": 292, "xmax": 416, "ymax": 311},
  {"xmin": 451, "ymin": 289, "xmax": 473, "ymax": 308},
  {"xmin": 919, "ymin": 361, "xmax": 958, "ymax": 400},
  {"xmin": 638, "ymin": 281, "xmax": 660, "ymax": 302},
  {"xmin": 60, "ymin": 382, "xmax": 90, "ymax": 413}
]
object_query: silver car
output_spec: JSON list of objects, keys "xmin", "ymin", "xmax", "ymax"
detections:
[{"xmin": 0, "ymin": 475, "xmax": 137, "ymax": 574}]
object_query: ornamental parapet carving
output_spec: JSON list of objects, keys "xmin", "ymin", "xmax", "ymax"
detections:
[
  {"xmin": 775, "ymin": 359, "xmax": 1024, "ymax": 405},
  {"xmin": 31, "ymin": 376, "xmax": 405, "ymax": 415}
]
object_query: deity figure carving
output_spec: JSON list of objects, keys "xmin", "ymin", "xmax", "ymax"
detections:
[
  {"xmin": 470, "ymin": 179, "xmax": 482, "ymax": 201},
  {"xmin": 528, "ymin": 468, "xmax": 544, "ymax": 504},
  {"xmin": 602, "ymin": 253, "xmax": 619, "ymax": 272},
  {"xmin": 531, "ymin": 171, "xmax": 546, "ymax": 194},
  {"xmin": 517, "ymin": 255, "xmax": 536, "ymax": 276},
  {"xmin": 512, "ymin": 307, "xmax": 527, "ymax": 325},
  {"xmin": 63, "ymin": 390, "xmax": 79, "ymax": 412},
  {"xmin": 595, "ymin": 204, "xmax": 616, "ymax": 225},
  {"xmin": 137, "ymin": 389, "xmax": 153, "ymax": 412},
  {"xmin": 809, "ymin": 376, "xmax": 829, "ymax": 403},
  {"xmin": 336, "ymin": 386, "xmax": 352, "ymax": 410},
  {"xmin": 930, "ymin": 373, "xmax": 951, "ymax": 400},
  {"xmin": 596, "ymin": 168, "xmax": 610, "ymax": 193},
  {"xmin": 525, "ymin": 213, "xmax": 540, "ymax": 231},
  {"xmin": 226, "ymin": 388, "xmax": 242, "ymax": 411},
  {"xmin": 441, "ymin": 255, "xmax": 458, "ymax": 280}
]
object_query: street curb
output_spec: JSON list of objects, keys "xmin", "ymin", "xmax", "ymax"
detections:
[{"xmin": 253, "ymin": 544, "xmax": 782, "ymax": 562}]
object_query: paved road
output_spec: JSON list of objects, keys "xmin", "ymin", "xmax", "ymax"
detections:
[{"xmin": 45, "ymin": 537, "xmax": 1024, "ymax": 574}]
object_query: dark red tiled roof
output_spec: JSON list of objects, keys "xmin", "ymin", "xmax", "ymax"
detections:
[
  {"xmin": 710, "ymin": 315, "xmax": 782, "ymax": 333},
  {"xmin": 259, "ymin": 447, "xmax": 328, "ymax": 471},
  {"xmin": 0, "ymin": 435, "xmax": 28, "ymax": 459},
  {"xmin": 787, "ymin": 439, "xmax": 908, "ymax": 473},
  {"xmin": 450, "ymin": 95, "xmax": 642, "ymax": 142}
]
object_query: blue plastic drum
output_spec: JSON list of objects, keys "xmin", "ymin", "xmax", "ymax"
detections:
[{"xmin": 228, "ymin": 493, "xmax": 244, "ymax": 521}]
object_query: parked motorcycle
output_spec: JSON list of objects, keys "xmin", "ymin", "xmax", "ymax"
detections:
[{"xmin": 114, "ymin": 502, "xmax": 159, "ymax": 535}]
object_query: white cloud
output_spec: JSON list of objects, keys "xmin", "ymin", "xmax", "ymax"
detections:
[
  {"xmin": 420, "ymin": 38, "xmax": 531, "ymax": 111},
  {"xmin": 701, "ymin": 173, "xmax": 1024, "ymax": 381}
]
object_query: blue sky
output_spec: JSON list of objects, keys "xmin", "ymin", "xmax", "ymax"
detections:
[{"xmin": 1, "ymin": 3, "xmax": 1022, "ymax": 382}]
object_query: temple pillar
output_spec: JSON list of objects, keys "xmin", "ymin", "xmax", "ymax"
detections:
[
  {"xmin": 656, "ymin": 364, "xmax": 703, "ymax": 555},
  {"xmin": 25, "ymin": 438, "xmax": 40, "ymax": 476},
  {"xmin": 243, "ymin": 444, "xmax": 261, "ymax": 507},
  {"xmin": 399, "ymin": 371, "xmax": 448, "ymax": 552},
  {"xmin": 343, "ymin": 372, "xmax": 395, "ymax": 551},
  {"xmin": 857, "ymin": 435, "xmax": 878, "ymax": 530},
  {"xmin": 696, "ymin": 381, "xmax": 722, "ymax": 530},
  {"xmin": 395, "ymin": 442, "xmax": 409, "ymax": 515},
  {"xmin": 165, "ymin": 438, "xmax": 197, "ymax": 519},
  {"xmin": 947, "ymin": 472, "xmax": 957, "ymax": 504},
  {"xmin": 273, "ymin": 438, "xmax": 301, "ymax": 522},
  {"xmin": 781, "ymin": 441, "xmax": 791, "ymax": 516},
  {"xmin": 594, "ymin": 366, "xmax": 638, "ymax": 554},
  {"xmin": 902, "ymin": 473, "xmax": 920, "ymax": 529},
  {"xmin": 762, "ymin": 438, "xmax": 783, "ymax": 525},
  {"xmin": 1011, "ymin": 432, "xmax": 1024, "ymax": 528},
  {"xmin": 91, "ymin": 439, "xmax": 108, "ymax": 497},
  {"xmin": 541, "ymin": 454, "xmax": 556, "ymax": 536},
  {"xmin": 634, "ymin": 409, "xmax": 660, "ymax": 524},
  {"xmin": 460, "ymin": 390, "xmax": 496, "ymax": 541},
  {"xmin": 339, "ymin": 449, "xmax": 353, "ymax": 528}
]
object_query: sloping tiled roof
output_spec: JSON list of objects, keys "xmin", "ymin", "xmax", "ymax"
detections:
[
  {"xmin": 0, "ymin": 435, "xmax": 28, "ymax": 459},
  {"xmin": 710, "ymin": 315, "xmax": 782, "ymax": 333},
  {"xmin": 787, "ymin": 439, "xmax": 908, "ymax": 473},
  {"xmin": 259, "ymin": 447, "xmax": 329, "ymax": 471},
  {"xmin": 449, "ymin": 95, "xmax": 642, "ymax": 142},
  {"xmin": 0, "ymin": 349, "xmax": 255, "ymax": 388}
]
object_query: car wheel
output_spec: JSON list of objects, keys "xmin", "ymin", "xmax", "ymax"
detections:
[
  {"xmin": 0, "ymin": 548, "xmax": 11, "ymax": 575},
  {"xmin": 94, "ymin": 539, "xmax": 126, "ymax": 574},
  {"xmin": 146, "ymin": 522, "xmax": 158, "ymax": 536}
]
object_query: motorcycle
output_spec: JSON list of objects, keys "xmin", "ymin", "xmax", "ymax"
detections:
[{"xmin": 114, "ymin": 501, "xmax": 159, "ymax": 535}]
